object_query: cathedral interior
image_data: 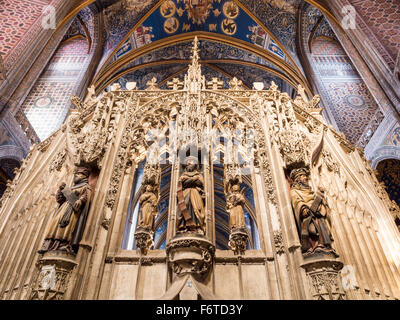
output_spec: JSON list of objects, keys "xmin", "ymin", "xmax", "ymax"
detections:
[{"xmin": 0, "ymin": 0, "xmax": 399, "ymax": 300}]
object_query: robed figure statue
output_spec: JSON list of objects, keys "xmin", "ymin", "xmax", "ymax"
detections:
[
  {"xmin": 39, "ymin": 167, "xmax": 92, "ymax": 254},
  {"xmin": 137, "ymin": 184, "xmax": 159, "ymax": 231},
  {"xmin": 290, "ymin": 168, "xmax": 336, "ymax": 256},
  {"xmin": 226, "ymin": 183, "xmax": 246, "ymax": 230},
  {"xmin": 176, "ymin": 157, "xmax": 206, "ymax": 234}
]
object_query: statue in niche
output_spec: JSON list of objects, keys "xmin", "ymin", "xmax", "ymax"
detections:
[
  {"xmin": 290, "ymin": 168, "xmax": 336, "ymax": 256},
  {"xmin": 225, "ymin": 173, "xmax": 248, "ymax": 255},
  {"xmin": 39, "ymin": 167, "xmax": 92, "ymax": 254},
  {"xmin": 137, "ymin": 184, "xmax": 159, "ymax": 231},
  {"xmin": 176, "ymin": 157, "xmax": 206, "ymax": 234},
  {"xmin": 226, "ymin": 182, "xmax": 246, "ymax": 230}
]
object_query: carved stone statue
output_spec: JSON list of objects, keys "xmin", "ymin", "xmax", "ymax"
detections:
[
  {"xmin": 39, "ymin": 167, "xmax": 92, "ymax": 254},
  {"xmin": 176, "ymin": 157, "xmax": 206, "ymax": 234},
  {"xmin": 226, "ymin": 183, "xmax": 246, "ymax": 230},
  {"xmin": 138, "ymin": 184, "xmax": 159, "ymax": 231},
  {"xmin": 290, "ymin": 168, "xmax": 335, "ymax": 256}
]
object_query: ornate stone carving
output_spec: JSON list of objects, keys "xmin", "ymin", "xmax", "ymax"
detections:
[
  {"xmin": 134, "ymin": 228, "xmax": 154, "ymax": 255},
  {"xmin": 273, "ymin": 230, "xmax": 285, "ymax": 255},
  {"xmin": 228, "ymin": 227, "xmax": 248, "ymax": 255},
  {"xmin": 302, "ymin": 255, "xmax": 345, "ymax": 300},
  {"xmin": 146, "ymin": 77, "xmax": 159, "ymax": 90},
  {"xmin": 29, "ymin": 251, "xmax": 77, "ymax": 300},
  {"xmin": 166, "ymin": 235, "xmax": 215, "ymax": 279},
  {"xmin": 229, "ymin": 77, "xmax": 243, "ymax": 90},
  {"xmin": 322, "ymin": 150, "xmax": 340, "ymax": 174},
  {"xmin": 49, "ymin": 149, "xmax": 67, "ymax": 172}
]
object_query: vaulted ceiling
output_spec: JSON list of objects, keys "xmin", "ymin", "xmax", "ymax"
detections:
[{"xmin": 80, "ymin": 0, "xmax": 338, "ymax": 96}]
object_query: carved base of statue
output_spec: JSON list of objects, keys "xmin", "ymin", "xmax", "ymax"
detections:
[
  {"xmin": 29, "ymin": 251, "xmax": 77, "ymax": 300},
  {"xmin": 228, "ymin": 227, "xmax": 248, "ymax": 255},
  {"xmin": 167, "ymin": 233, "xmax": 215, "ymax": 282},
  {"xmin": 302, "ymin": 244, "xmax": 339, "ymax": 258},
  {"xmin": 301, "ymin": 252, "xmax": 345, "ymax": 300},
  {"xmin": 134, "ymin": 227, "xmax": 154, "ymax": 255},
  {"xmin": 38, "ymin": 239, "xmax": 76, "ymax": 255}
]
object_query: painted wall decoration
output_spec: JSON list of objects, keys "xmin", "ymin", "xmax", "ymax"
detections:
[
  {"xmin": 304, "ymin": 6, "xmax": 384, "ymax": 147},
  {"xmin": 376, "ymin": 159, "xmax": 400, "ymax": 207},
  {"xmin": 0, "ymin": 123, "xmax": 18, "ymax": 147},
  {"xmin": 115, "ymin": 64, "xmax": 185, "ymax": 90},
  {"xmin": 246, "ymin": 25, "xmax": 285, "ymax": 59},
  {"xmin": 214, "ymin": 63, "xmax": 285, "ymax": 91},
  {"xmin": 101, "ymin": 0, "xmax": 158, "ymax": 65},
  {"xmin": 238, "ymin": 0, "xmax": 299, "ymax": 54},
  {"xmin": 106, "ymin": 0, "xmax": 287, "ymax": 66},
  {"xmin": 113, "ymin": 25, "xmax": 155, "ymax": 61},
  {"xmin": 311, "ymin": 38, "xmax": 383, "ymax": 145},
  {"xmin": 119, "ymin": 40, "xmax": 283, "ymax": 77},
  {"xmin": 0, "ymin": 0, "xmax": 53, "ymax": 70},
  {"xmin": 349, "ymin": 0, "xmax": 400, "ymax": 70},
  {"xmin": 22, "ymin": 39, "xmax": 89, "ymax": 140}
]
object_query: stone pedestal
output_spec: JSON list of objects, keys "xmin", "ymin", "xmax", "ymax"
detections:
[
  {"xmin": 228, "ymin": 227, "xmax": 248, "ymax": 255},
  {"xmin": 30, "ymin": 251, "xmax": 77, "ymax": 300},
  {"xmin": 166, "ymin": 233, "xmax": 215, "ymax": 281},
  {"xmin": 134, "ymin": 227, "xmax": 154, "ymax": 255},
  {"xmin": 301, "ymin": 252, "xmax": 345, "ymax": 300}
]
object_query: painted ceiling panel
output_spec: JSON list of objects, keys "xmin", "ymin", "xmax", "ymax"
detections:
[
  {"xmin": 238, "ymin": 0, "xmax": 300, "ymax": 54},
  {"xmin": 110, "ymin": 39, "xmax": 285, "ymax": 85},
  {"xmin": 214, "ymin": 63, "xmax": 286, "ymax": 91},
  {"xmin": 101, "ymin": 0, "xmax": 159, "ymax": 62},
  {"xmin": 103, "ymin": 0, "xmax": 288, "ymax": 69}
]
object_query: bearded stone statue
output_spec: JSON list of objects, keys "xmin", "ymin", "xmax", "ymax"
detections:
[
  {"xmin": 39, "ymin": 167, "xmax": 92, "ymax": 254},
  {"xmin": 290, "ymin": 168, "xmax": 336, "ymax": 256}
]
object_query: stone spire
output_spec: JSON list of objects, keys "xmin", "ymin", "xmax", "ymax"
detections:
[{"xmin": 184, "ymin": 36, "xmax": 205, "ymax": 93}]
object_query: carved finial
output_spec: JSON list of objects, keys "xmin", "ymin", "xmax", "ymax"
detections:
[
  {"xmin": 87, "ymin": 85, "xmax": 96, "ymax": 98},
  {"xmin": 206, "ymin": 77, "xmax": 223, "ymax": 90},
  {"xmin": 110, "ymin": 83, "xmax": 121, "ymax": 91},
  {"xmin": 126, "ymin": 82, "xmax": 137, "ymax": 90},
  {"xmin": 146, "ymin": 77, "xmax": 159, "ymax": 90},
  {"xmin": 167, "ymin": 77, "xmax": 184, "ymax": 90},
  {"xmin": 191, "ymin": 36, "xmax": 200, "ymax": 64},
  {"xmin": 229, "ymin": 77, "xmax": 243, "ymax": 90},
  {"xmin": 184, "ymin": 36, "xmax": 205, "ymax": 93},
  {"xmin": 70, "ymin": 95, "xmax": 85, "ymax": 113},
  {"xmin": 270, "ymin": 81, "xmax": 279, "ymax": 92},
  {"xmin": 297, "ymin": 84, "xmax": 308, "ymax": 101}
]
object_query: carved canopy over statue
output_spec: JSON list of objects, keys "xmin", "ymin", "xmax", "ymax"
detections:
[
  {"xmin": 290, "ymin": 168, "xmax": 336, "ymax": 256},
  {"xmin": 39, "ymin": 167, "xmax": 92, "ymax": 254},
  {"xmin": 176, "ymin": 157, "xmax": 206, "ymax": 234}
]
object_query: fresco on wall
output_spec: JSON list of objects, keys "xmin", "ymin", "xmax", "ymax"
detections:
[
  {"xmin": 22, "ymin": 39, "xmax": 89, "ymax": 140},
  {"xmin": 376, "ymin": 159, "xmax": 400, "ymax": 207},
  {"xmin": 106, "ymin": 0, "xmax": 287, "ymax": 67},
  {"xmin": 238, "ymin": 0, "xmax": 299, "ymax": 53}
]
